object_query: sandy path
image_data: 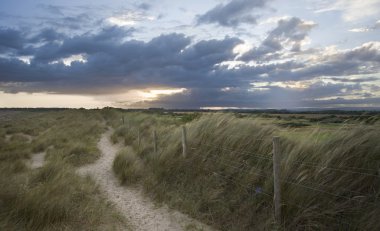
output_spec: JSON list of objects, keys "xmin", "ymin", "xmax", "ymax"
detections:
[
  {"xmin": 78, "ymin": 129, "xmax": 214, "ymax": 231},
  {"xmin": 5, "ymin": 133, "xmax": 33, "ymax": 143},
  {"xmin": 30, "ymin": 152, "xmax": 46, "ymax": 169}
]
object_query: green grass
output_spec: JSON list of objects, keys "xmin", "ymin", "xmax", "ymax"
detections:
[
  {"xmin": 0, "ymin": 109, "xmax": 129, "ymax": 230},
  {"xmin": 1, "ymin": 161, "xmax": 125, "ymax": 231},
  {"xmin": 112, "ymin": 112, "xmax": 380, "ymax": 230},
  {"xmin": 113, "ymin": 147, "xmax": 144, "ymax": 184}
]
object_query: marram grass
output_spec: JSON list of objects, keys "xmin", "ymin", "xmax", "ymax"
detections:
[
  {"xmin": 113, "ymin": 112, "xmax": 380, "ymax": 231},
  {"xmin": 0, "ymin": 109, "xmax": 128, "ymax": 230}
]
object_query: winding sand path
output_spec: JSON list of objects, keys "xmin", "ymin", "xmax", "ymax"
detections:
[
  {"xmin": 30, "ymin": 152, "xmax": 45, "ymax": 169},
  {"xmin": 78, "ymin": 129, "xmax": 214, "ymax": 231}
]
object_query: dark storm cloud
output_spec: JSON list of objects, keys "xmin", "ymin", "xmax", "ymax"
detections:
[
  {"xmin": 0, "ymin": 22, "xmax": 379, "ymax": 108},
  {"xmin": 241, "ymin": 17, "xmax": 316, "ymax": 61},
  {"xmin": 37, "ymin": 13, "xmax": 94, "ymax": 31},
  {"xmin": 29, "ymin": 28, "xmax": 66, "ymax": 43},
  {"xmin": 0, "ymin": 27, "xmax": 25, "ymax": 52},
  {"xmin": 130, "ymin": 81, "xmax": 365, "ymax": 109},
  {"xmin": 0, "ymin": 27, "xmax": 241, "ymax": 94},
  {"xmin": 197, "ymin": 0, "xmax": 271, "ymax": 27},
  {"xmin": 30, "ymin": 26, "xmax": 135, "ymax": 63}
]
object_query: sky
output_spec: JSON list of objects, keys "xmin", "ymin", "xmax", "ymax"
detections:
[{"xmin": 0, "ymin": 0, "xmax": 379, "ymax": 109}]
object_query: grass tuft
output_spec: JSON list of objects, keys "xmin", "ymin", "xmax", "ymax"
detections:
[{"xmin": 112, "ymin": 112, "xmax": 380, "ymax": 230}]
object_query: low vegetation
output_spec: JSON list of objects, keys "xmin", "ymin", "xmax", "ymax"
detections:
[
  {"xmin": 0, "ymin": 109, "xmax": 127, "ymax": 230},
  {"xmin": 2, "ymin": 108, "xmax": 378, "ymax": 230},
  {"xmin": 112, "ymin": 111, "xmax": 380, "ymax": 230}
]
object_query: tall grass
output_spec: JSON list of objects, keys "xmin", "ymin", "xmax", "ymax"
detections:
[
  {"xmin": 0, "ymin": 161, "xmax": 125, "ymax": 230},
  {"xmin": 113, "ymin": 113, "xmax": 380, "ymax": 230},
  {"xmin": 0, "ymin": 109, "xmax": 128, "ymax": 230}
]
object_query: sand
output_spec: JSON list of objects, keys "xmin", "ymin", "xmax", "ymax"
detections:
[{"xmin": 78, "ymin": 129, "xmax": 214, "ymax": 231}]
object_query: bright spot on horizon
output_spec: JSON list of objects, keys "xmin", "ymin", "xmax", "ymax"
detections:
[
  {"xmin": 137, "ymin": 88, "xmax": 187, "ymax": 100},
  {"xmin": 0, "ymin": 91, "xmax": 110, "ymax": 108}
]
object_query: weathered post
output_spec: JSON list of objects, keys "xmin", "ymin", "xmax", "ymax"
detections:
[
  {"xmin": 122, "ymin": 116, "xmax": 125, "ymax": 125},
  {"xmin": 181, "ymin": 126, "xmax": 187, "ymax": 157},
  {"xmin": 137, "ymin": 129, "xmax": 141, "ymax": 150},
  {"xmin": 153, "ymin": 130, "xmax": 157, "ymax": 155},
  {"xmin": 272, "ymin": 136, "xmax": 281, "ymax": 225}
]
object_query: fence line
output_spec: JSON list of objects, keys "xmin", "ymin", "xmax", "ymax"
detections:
[
  {"xmin": 192, "ymin": 145, "xmax": 379, "ymax": 200},
  {"xmin": 118, "ymin": 118, "xmax": 379, "ymax": 227},
  {"xmin": 196, "ymin": 142, "xmax": 379, "ymax": 178},
  {"xmin": 200, "ymin": 143, "xmax": 273, "ymax": 161},
  {"xmin": 192, "ymin": 139, "xmax": 378, "ymax": 177},
  {"xmin": 286, "ymin": 160, "xmax": 380, "ymax": 178},
  {"xmin": 175, "ymin": 156, "xmax": 355, "ymax": 227}
]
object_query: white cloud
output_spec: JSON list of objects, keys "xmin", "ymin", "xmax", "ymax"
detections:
[
  {"xmin": 349, "ymin": 28, "xmax": 371, "ymax": 33},
  {"xmin": 348, "ymin": 19, "xmax": 380, "ymax": 32},
  {"xmin": 0, "ymin": 91, "xmax": 110, "ymax": 108},
  {"xmin": 18, "ymin": 56, "xmax": 33, "ymax": 65},
  {"xmin": 49, "ymin": 54, "xmax": 87, "ymax": 66},
  {"xmin": 106, "ymin": 12, "xmax": 156, "ymax": 27},
  {"xmin": 314, "ymin": 0, "xmax": 380, "ymax": 21},
  {"xmin": 107, "ymin": 16, "xmax": 137, "ymax": 26},
  {"xmin": 259, "ymin": 16, "xmax": 291, "ymax": 25}
]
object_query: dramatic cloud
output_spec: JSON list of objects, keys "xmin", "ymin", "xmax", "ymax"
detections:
[
  {"xmin": 240, "ymin": 17, "xmax": 316, "ymax": 61},
  {"xmin": 130, "ymin": 81, "xmax": 367, "ymax": 109},
  {"xmin": 197, "ymin": 0, "xmax": 271, "ymax": 27},
  {"xmin": 0, "ymin": 0, "xmax": 379, "ymax": 109},
  {"xmin": 0, "ymin": 27, "xmax": 242, "ymax": 94},
  {"xmin": 0, "ymin": 27, "xmax": 25, "ymax": 52}
]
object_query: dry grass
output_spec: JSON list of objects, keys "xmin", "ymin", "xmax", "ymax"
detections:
[
  {"xmin": 112, "ymin": 112, "xmax": 380, "ymax": 230},
  {"xmin": 0, "ymin": 109, "xmax": 129, "ymax": 230}
]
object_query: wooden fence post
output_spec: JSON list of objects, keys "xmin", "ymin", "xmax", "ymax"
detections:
[
  {"xmin": 122, "ymin": 116, "xmax": 125, "ymax": 125},
  {"xmin": 137, "ymin": 129, "xmax": 141, "ymax": 150},
  {"xmin": 182, "ymin": 126, "xmax": 187, "ymax": 157},
  {"xmin": 153, "ymin": 130, "xmax": 157, "ymax": 155},
  {"xmin": 272, "ymin": 136, "xmax": 282, "ymax": 225}
]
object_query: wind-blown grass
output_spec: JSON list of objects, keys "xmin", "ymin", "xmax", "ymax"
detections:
[
  {"xmin": 0, "ymin": 109, "xmax": 128, "ymax": 230},
  {"xmin": 1, "ymin": 161, "xmax": 125, "ymax": 231},
  {"xmin": 113, "ymin": 112, "xmax": 380, "ymax": 230}
]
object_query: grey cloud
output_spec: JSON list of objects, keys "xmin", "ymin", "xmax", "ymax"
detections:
[
  {"xmin": 329, "ymin": 76, "xmax": 379, "ymax": 83},
  {"xmin": 129, "ymin": 82, "xmax": 365, "ymax": 109},
  {"xmin": 38, "ymin": 13, "xmax": 93, "ymax": 31},
  {"xmin": 137, "ymin": 3, "xmax": 151, "ymax": 11},
  {"xmin": 349, "ymin": 20, "xmax": 380, "ymax": 33},
  {"xmin": 374, "ymin": 20, "xmax": 380, "ymax": 29},
  {"xmin": 29, "ymin": 28, "xmax": 66, "ymax": 43},
  {"xmin": 0, "ymin": 30, "xmax": 242, "ymax": 94},
  {"xmin": 37, "ymin": 4, "xmax": 65, "ymax": 16},
  {"xmin": 197, "ymin": 0, "xmax": 271, "ymax": 27},
  {"xmin": 31, "ymin": 26, "xmax": 135, "ymax": 62},
  {"xmin": 241, "ymin": 17, "xmax": 316, "ymax": 61},
  {"xmin": 0, "ymin": 27, "xmax": 25, "ymax": 52},
  {"xmin": 271, "ymin": 42, "xmax": 380, "ymax": 81},
  {"xmin": 265, "ymin": 17, "xmax": 316, "ymax": 51},
  {"xmin": 0, "ymin": 23, "xmax": 379, "ymax": 109}
]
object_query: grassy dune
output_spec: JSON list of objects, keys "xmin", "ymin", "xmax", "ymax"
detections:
[
  {"xmin": 0, "ymin": 109, "xmax": 127, "ymax": 230},
  {"xmin": 112, "ymin": 112, "xmax": 380, "ymax": 230}
]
